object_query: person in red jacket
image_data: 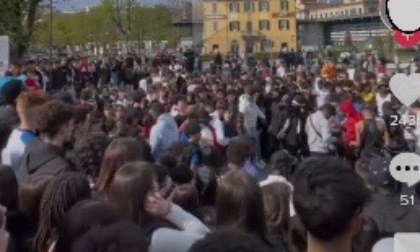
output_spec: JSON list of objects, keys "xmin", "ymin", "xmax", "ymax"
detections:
[
  {"xmin": 25, "ymin": 70, "xmax": 41, "ymax": 91},
  {"xmin": 340, "ymin": 100, "xmax": 363, "ymax": 160}
]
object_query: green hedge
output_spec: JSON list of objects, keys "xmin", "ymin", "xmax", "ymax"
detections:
[{"xmin": 395, "ymin": 48, "xmax": 415, "ymax": 57}]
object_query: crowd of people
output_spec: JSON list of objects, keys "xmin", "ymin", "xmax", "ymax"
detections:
[{"xmin": 0, "ymin": 49, "xmax": 420, "ymax": 252}]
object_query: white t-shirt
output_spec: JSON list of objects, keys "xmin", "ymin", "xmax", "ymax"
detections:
[
  {"xmin": 276, "ymin": 66, "xmax": 286, "ymax": 78},
  {"xmin": 152, "ymin": 76, "xmax": 162, "ymax": 84},
  {"xmin": 174, "ymin": 64, "xmax": 183, "ymax": 71},
  {"xmin": 314, "ymin": 78, "xmax": 330, "ymax": 108},
  {"xmin": 376, "ymin": 93, "xmax": 391, "ymax": 117},
  {"xmin": 187, "ymin": 84, "xmax": 199, "ymax": 93},
  {"xmin": 139, "ymin": 79, "xmax": 148, "ymax": 92},
  {"xmin": 2, "ymin": 129, "xmax": 37, "ymax": 176}
]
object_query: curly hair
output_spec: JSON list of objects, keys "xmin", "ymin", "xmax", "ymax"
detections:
[
  {"xmin": 35, "ymin": 100, "xmax": 74, "ymax": 138},
  {"xmin": 70, "ymin": 132, "xmax": 111, "ymax": 179}
]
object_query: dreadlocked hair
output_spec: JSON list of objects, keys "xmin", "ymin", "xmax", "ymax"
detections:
[{"xmin": 33, "ymin": 173, "xmax": 92, "ymax": 252}]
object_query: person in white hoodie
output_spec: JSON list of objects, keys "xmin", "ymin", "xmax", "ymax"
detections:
[
  {"xmin": 210, "ymin": 100, "xmax": 230, "ymax": 147},
  {"xmin": 275, "ymin": 60, "xmax": 286, "ymax": 78},
  {"xmin": 239, "ymin": 85, "xmax": 266, "ymax": 137},
  {"xmin": 239, "ymin": 85, "xmax": 266, "ymax": 162}
]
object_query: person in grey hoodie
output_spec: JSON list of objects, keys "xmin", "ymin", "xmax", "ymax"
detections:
[{"xmin": 149, "ymin": 102, "xmax": 179, "ymax": 159}]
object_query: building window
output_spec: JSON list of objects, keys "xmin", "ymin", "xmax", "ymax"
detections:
[
  {"xmin": 259, "ymin": 20, "xmax": 271, "ymax": 31},
  {"xmin": 246, "ymin": 21, "xmax": 253, "ymax": 32},
  {"xmin": 359, "ymin": 8, "xmax": 363, "ymax": 14},
  {"xmin": 281, "ymin": 42, "xmax": 288, "ymax": 50},
  {"xmin": 230, "ymin": 41, "xmax": 240, "ymax": 55},
  {"xmin": 261, "ymin": 39, "xmax": 272, "ymax": 52},
  {"xmin": 278, "ymin": 19, "xmax": 290, "ymax": 30},
  {"xmin": 280, "ymin": 0, "xmax": 289, "ymax": 11},
  {"xmin": 259, "ymin": 1, "xmax": 269, "ymax": 12},
  {"xmin": 244, "ymin": 2, "xmax": 255, "ymax": 13},
  {"xmin": 229, "ymin": 2, "xmax": 239, "ymax": 13},
  {"xmin": 213, "ymin": 21, "xmax": 219, "ymax": 31},
  {"xmin": 229, "ymin": 21, "xmax": 240, "ymax": 31},
  {"xmin": 345, "ymin": 10, "xmax": 349, "ymax": 15},
  {"xmin": 212, "ymin": 3, "xmax": 217, "ymax": 13}
]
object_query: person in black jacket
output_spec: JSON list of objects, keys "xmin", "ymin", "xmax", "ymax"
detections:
[
  {"xmin": 51, "ymin": 60, "xmax": 71, "ymax": 92},
  {"xmin": 19, "ymin": 100, "xmax": 75, "ymax": 178}
]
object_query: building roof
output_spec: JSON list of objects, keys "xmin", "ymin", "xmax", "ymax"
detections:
[
  {"xmin": 298, "ymin": 13, "xmax": 380, "ymax": 23},
  {"xmin": 302, "ymin": 0, "xmax": 375, "ymax": 10}
]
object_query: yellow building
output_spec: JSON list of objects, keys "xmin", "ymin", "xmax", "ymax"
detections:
[{"xmin": 202, "ymin": 0, "xmax": 297, "ymax": 55}]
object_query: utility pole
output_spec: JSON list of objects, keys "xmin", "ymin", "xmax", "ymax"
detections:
[
  {"xmin": 49, "ymin": 0, "xmax": 53, "ymax": 61},
  {"xmin": 127, "ymin": 2, "xmax": 131, "ymax": 41}
]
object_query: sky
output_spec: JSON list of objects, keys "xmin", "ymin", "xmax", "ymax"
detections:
[{"xmin": 56, "ymin": 0, "xmax": 101, "ymax": 10}]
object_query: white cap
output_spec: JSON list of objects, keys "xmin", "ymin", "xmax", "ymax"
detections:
[{"xmin": 372, "ymin": 238, "xmax": 394, "ymax": 252}]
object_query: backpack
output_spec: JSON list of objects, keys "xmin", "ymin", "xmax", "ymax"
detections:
[{"xmin": 180, "ymin": 143, "xmax": 202, "ymax": 168}]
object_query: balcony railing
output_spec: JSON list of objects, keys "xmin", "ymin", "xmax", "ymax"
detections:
[
  {"xmin": 241, "ymin": 30, "xmax": 266, "ymax": 42},
  {"xmin": 242, "ymin": 30, "xmax": 263, "ymax": 37}
]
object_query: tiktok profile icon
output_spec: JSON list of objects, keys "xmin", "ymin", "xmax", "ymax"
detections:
[{"xmin": 380, "ymin": 0, "xmax": 420, "ymax": 48}]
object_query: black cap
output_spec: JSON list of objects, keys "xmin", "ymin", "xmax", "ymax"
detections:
[{"xmin": 1, "ymin": 80, "xmax": 24, "ymax": 105}]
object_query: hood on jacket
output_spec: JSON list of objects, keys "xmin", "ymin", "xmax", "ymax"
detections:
[
  {"xmin": 157, "ymin": 113, "xmax": 177, "ymax": 126},
  {"xmin": 21, "ymin": 139, "xmax": 67, "ymax": 175},
  {"xmin": 340, "ymin": 100, "xmax": 362, "ymax": 120}
]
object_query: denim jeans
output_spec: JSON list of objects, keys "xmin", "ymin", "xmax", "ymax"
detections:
[
  {"xmin": 246, "ymin": 126, "xmax": 261, "ymax": 162},
  {"xmin": 110, "ymin": 72, "xmax": 119, "ymax": 87}
]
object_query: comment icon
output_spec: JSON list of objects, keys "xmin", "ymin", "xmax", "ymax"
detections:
[{"xmin": 389, "ymin": 153, "xmax": 420, "ymax": 187}]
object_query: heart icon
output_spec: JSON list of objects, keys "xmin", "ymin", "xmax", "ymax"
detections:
[
  {"xmin": 394, "ymin": 31, "xmax": 420, "ymax": 48},
  {"xmin": 389, "ymin": 73, "xmax": 420, "ymax": 107}
]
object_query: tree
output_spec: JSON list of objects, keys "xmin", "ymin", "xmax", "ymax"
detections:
[
  {"xmin": 385, "ymin": 31, "xmax": 395, "ymax": 56},
  {"xmin": 0, "ymin": 0, "xmax": 54, "ymax": 58},
  {"xmin": 32, "ymin": 3, "xmax": 176, "ymax": 47},
  {"xmin": 372, "ymin": 36, "xmax": 385, "ymax": 56},
  {"xmin": 102, "ymin": 0, "xmax": 137, "ymax": 41}
]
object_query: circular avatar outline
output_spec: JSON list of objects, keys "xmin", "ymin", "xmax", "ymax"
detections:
[
  {"xmin": 379, "ymin": 0, "xmax": 392, "ymax": 30},
  {"xmin": 385, "ymin": 0, "xmax": 420, "ymax": 34}
]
